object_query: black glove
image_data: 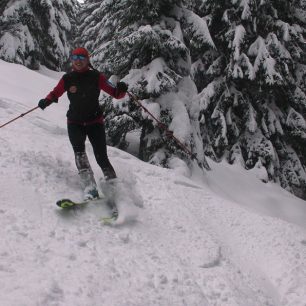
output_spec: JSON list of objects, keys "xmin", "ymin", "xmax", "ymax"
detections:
[
  {"xmin": 117, "ymin": 82, "xmax": 128, "ymax": 93},
  {"xmin": 38, "ymin": 98, "xmax": 52, "ymax": 110}
]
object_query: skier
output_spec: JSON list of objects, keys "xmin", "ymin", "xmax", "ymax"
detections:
[{"xmin": 38, "ymin": 47, "xmax": 128, "ymax": 201}]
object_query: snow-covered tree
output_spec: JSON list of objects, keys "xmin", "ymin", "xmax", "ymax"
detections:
[
  {"xmin": 0, "ymin": 1, "xmax": 10, "ymax": 15},
  {"xmin": 0, "ymin": 0, "xmax": 78, "ymax": 70},
  {"xmin": 191, "ymin": 0, "xmax": 306, "ymax": 198},
  {"xmin": 78, "ymin": 0, "xmax": 213, "ymax": 170}
]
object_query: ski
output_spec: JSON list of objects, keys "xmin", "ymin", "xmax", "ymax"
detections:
[
  {"xmin": 101, "ymin": 210, "xmax": 118, "ymax": 225},
  {"xmin": 56, "ymin": 198, "xmax": 119, "ymax": 224},
  {"xmin": 56, "ymin": 197, "xmax": 101, "ymax": 209}
]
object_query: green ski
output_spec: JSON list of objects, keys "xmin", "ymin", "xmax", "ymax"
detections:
[
  {"xmin": 101, "ymin": 210, "xmax": 119, "ymax": 224},
  {"xmin": 56, "ymin": 198, "xmax": 99, "ymax": 208},
  {"xmin": 56, "ymin": 198, "xmax": 118, "ymax": 223}
]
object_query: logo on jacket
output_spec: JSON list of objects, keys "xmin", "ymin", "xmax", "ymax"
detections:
[{"xmin": 69, "ymin": 86, "xmax": 77, "ymax": 93}]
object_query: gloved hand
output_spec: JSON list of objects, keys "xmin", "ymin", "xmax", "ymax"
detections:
[
  {"xmin": 38, "ymin": 99, "xmax": 52, "ymax": 109},
  {"xmin": 38, "ymin": 98, "xmax": 52, "ymax": 110},
  {"xmin": 117, "ymin": 82, "xmax": 128, "ymax": 93}
]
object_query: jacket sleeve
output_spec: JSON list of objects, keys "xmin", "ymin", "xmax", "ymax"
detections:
[
  {"xmin": 99, "ymin": 74, "xmax": 126, "ymax": 99},
  {"xmin": 45, "ymin": 78, "xmax": 66, "ymax": 101}
]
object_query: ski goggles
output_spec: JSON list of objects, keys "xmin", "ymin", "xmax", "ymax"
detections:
[{"xmin": 71, "ymin": 54, "xmax": 87, "ymax": 61}]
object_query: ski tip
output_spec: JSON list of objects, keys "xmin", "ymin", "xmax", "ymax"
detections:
[
  {"xmin": 56, "ymin": 196, "xmax": 104, "ymax": 209},
  {"xmin": 101, "ymin": 216, "xmax": 117, "ymax": 225},
  {"xmin": 56, "ymin": 199, "xmax": 75, "ymax": 208},
  {"xmin": 101, "ymin": 211, "xmax": 118, "ymax": 225}
]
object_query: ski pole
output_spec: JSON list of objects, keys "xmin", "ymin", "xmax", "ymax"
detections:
[
  {"xmin": 127, "ymin": 91, "xmax": 210, "ymax": 170},
  {"xmin": 0, "ymin": 106, "xmax": 40, "ymax": 129}
]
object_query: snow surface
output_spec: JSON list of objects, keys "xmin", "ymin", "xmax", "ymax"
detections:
[{"xmin": 0, "ymin": 59, "xmax": 306, "ymax": 306}]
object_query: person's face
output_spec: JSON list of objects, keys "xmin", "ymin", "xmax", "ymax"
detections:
[{"xmin": 71, "ymin": 54, "xmax": 89, "ymax": 71}]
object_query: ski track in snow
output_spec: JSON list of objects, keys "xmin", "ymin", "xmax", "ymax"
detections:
[{"xmin": 0, "ymin": 61, "xmax": 306, "ymax": 306}]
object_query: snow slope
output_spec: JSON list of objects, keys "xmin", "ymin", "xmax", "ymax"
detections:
[{"xmin": 0, "ymin": 60, "xmax": 305, "ymax": 306}]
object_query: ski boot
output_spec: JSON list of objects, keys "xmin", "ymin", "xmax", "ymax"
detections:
[{"xmin": 83, "ymin": 186, "xmax": 100, "ymax": 201}]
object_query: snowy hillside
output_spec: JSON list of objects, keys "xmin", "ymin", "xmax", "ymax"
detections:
[{"xmin": 0, "ymin": 60, "xmax": 306, "ymax": 306}]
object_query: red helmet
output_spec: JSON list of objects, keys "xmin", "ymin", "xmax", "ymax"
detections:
[{"xmin": 71, "ymin": 47, "xmax": 90, "ymax": 58}]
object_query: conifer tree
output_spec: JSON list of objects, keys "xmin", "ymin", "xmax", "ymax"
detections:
[
  {"xmin": 0, "ymin": 1, "xmax": 9, "ymax": 15},
  {"xmin": 191, "ymin": 0, "xmax": 306, "ymax": 198},
  {"xmin": 79, "ymin": 0, "xmax": 214, "ymax": 169},
  {"xmin": 0, "ymin": 0, "xmax": 78, "ymax": 70}
]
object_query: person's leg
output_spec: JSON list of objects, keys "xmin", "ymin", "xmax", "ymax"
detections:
[
  {"xmin": 87, "ymin": 123, "xmax": 118, "ymax": 215},
  {"xmin": 68, "ymin": 123, "xmax": 98, "ymax": 198},
  {"xmin": 87, "ymin": 123, "xmax": 117, "ymax": 180}
]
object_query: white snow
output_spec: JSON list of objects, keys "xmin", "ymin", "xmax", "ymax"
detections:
[
  {"xmin": 0, "ymin": 0, "xmax": 73, "ymax": 69},
  {"xmin": 286, "ymin": 107, "xmax": 306, "ymax": 131},
  {"xmin": 0, "ymin": 25, "xmax": 35, "ymax": 63},
  {"xmin": 240, "ymin": 0, "xmax": 252, "ymax": 20},
  {"xmin": 182, "ymin": 8, "xmax": 216, "ymax": 49},
  {"xmin": 233, "ymin": 25, "xmax": 246, "ymax": 61},
  {"xmin": 127, "ymin": 58, "xmax": 177, "ymax": 96},
  {"xmin": 248, "ymin": 36, "xmax": 283, "ymax": 84},
  {"xmin": 158, "ymin": 92, "xmax": 191, "ymax": 142},
  {"xmin": 0, "ymin": 60, "xmax": 306, "ymax": 306}
]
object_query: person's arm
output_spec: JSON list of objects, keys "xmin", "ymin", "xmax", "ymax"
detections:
[
  {"xmin": 99, "ymin": 74, "xmax": 127, "ymax": 99},
  {"xmin": 38, "ymin": 78, "xmax": 66, "ymax": 110},
  {"xmin": 46, "ymin": 78, "xmax": 66, "ymax": 101}
]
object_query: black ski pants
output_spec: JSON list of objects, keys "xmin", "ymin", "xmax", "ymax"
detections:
[{"xmin": 67, "ymin": 122, "xmax": 116, "ymax": 180}]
